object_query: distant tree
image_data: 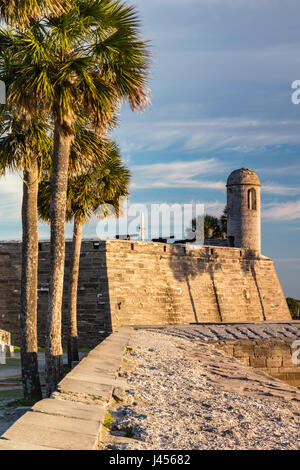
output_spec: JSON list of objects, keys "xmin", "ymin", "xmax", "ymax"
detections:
[
  {"xmin": 204, "ymin": 215, "xmax": 222, "ymax": 239},
  {"xmin": 219, "ymin": 206, "xmax": 227, "ymax": 237},
  {"xmin": 186, "ymin": 208, "xmax": 227, "ymax": 241},
  {"xmin": 287, "ymin": 298, "xmax": 300, "ymax": 319}
]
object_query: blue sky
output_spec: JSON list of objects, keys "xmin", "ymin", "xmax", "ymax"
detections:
[{"xmin": 0, "ymin": 0, "xmax": 299, "ymax": 297}]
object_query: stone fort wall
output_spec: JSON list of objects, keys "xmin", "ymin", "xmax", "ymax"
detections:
[
  {"xmin": 215, "ymin": 340, "xmax": 300, "ymax": 388},
  {"xmin": 0, "ymin": 240, "xmax": 291, "ymax": 347}
]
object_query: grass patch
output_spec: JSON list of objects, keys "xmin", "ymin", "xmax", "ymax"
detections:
[
  {"xmin": 6, "ymin": 398, "xmax": 31, "ymax": 408},
  {"xmin": 0, "ymin": 377, "xmax": 22, "ymax": 384},
  {"xmin": 0, "ymin": 389, "xmax": 23, "ymax": 400},
  {"xmin": 63, "ymin": 366, "xmax": 71, "ymax": 374},
  {"xmin": 3, "ymin": 358, "xmax": 21, "ymax": 367},
  {"xmin": 103, "ymin": 411, "xmax": 115, "ymax": 429},
  {"xmin": 13, "ymin": 346, "xmax": 45, "ymax": 353},
  {"xmin": 124, "ymin": 427, "xmax": 135, "ymax": 438}
]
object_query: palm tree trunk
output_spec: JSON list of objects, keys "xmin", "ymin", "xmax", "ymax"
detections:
[
  {"xmin": 45, "ymin": 123, "xmax": 72, "ymax": 397},
  {"xmin": 67, "ymin": 216, "xmax": 82, "ymax": 368},
  {"xmin": 21, "ymin": 157, "xmax": 42, "ymax": 404}
]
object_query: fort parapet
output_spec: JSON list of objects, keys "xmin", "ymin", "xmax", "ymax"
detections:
[{"xmin": 0, "ymin": 239, "xmax": 291, "ymax": 348}]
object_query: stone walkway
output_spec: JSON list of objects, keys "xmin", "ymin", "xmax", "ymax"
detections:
[
  {"xmin": 0, "ymin": 329, "xmax": 132, "ymax": 450},
  {"xmin": 105, "ymin": 328, "xmax": 300, "ymax": 450},
  {"xmin": 145, "ymin": 322, "xmax": 300, "ymax": 343},
  {"xmin": 2, "ymin": 324, "xmax": 300, "ymax": 450},
  {"xmin": 0, "ymin": 351, "xmax": 87, "ymax": 437}
]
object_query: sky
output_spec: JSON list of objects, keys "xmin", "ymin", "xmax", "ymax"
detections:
[{"xmin": 0, "ymin": 0, "xmax": 299, "ymax": 297}]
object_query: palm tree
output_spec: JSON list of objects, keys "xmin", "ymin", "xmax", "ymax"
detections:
[
  {"xmin": 38, "ymin": 139, "xmax": 130, "ymax": 367},
  {"xmin": 186, "ymin": 212, "xmax": 227, "ymax": 241},
  {"xmin": 219, "ymin": 206, "xmax": 227, "ymax": 238},
  {"xmin": 0, "ymin": 106, "xmax": 52, "ymax": 403},
  {"xmin": 0, "ymin": 1, "xmax": 67, "ymax": 27},
  {"xmin": 0, "ymin": 0, "xmax": 151, "ymax": 394}
]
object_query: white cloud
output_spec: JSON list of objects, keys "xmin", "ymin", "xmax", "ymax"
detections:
[
  {"xmin": 263, "ymin": 199, "xmax": 300, "ymax": 220},
  {"xmin": 262, "ymin": 182, "xmax": 300, "ymax": 196},
  {"xmin": 114, "ymin": 117, "xmax": 300, "ymax": 154},
  {"xmin": 130, "ymin": 158, "xmax": 300, "ymax": 197},
  {"xmin": 131, "ymin": 158, "xmax": 227, "ymax": 190},
  {"xmin": 183, "ymin": 118, "xmax": 300, "ymax": 152}
]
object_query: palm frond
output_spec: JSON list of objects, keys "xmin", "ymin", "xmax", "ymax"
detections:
[
  {"xmin": 38, "ymin": 131, "xmax": 130, "ymax": 225},
  {"xmin": 0, "ymin": 0, "xmax": 69, "ymax": 28},
  {"xmin": 2, "ymin": 0, "xmax": 151, "ymax": 133}
]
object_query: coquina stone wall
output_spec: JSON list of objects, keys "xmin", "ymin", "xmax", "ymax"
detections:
[
  {"xmin": 0, "ymin": 240, "xmax": 291, "ymax": 347},
  {"xmin": 214, "ymin": 340, "xmax": 300, "ymax": 388}
]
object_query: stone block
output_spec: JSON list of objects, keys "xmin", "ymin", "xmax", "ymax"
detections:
[
  {"xmin": 233, "ymin": 343, "xmax": 254, "ymax": 355},
  {"xmin": 266, "ymin": 357, "xmax": 283, "ymax": 368},
  {"xmin": 282, "ymin": 357, "xmax": 294, "ymax": 367},
  {"xmin": 58, "ymin": 376, "xmax": 114, "ymax": 401},
  {"xmin": 0, "ymin": 438, "xmax": 58, "ymax": 450},
  {"xmin": 237, "ymin": 357, "xmax": 250, "ymax": 366},
  {"xmin": 2, "ymin": 411, "xmax": 101, "ymax": 450},
  {"xmin": 250, "ymin": 356, "xmax": 267, "ymax": 368},
  {"xmin": 32, "ymin": 398, "xmax": 105, "ymax": 423}
]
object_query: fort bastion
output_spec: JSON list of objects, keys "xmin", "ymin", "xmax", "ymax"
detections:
[{"xmin": 0, "ymin": 168, "xmax": 291, "ymax": 347}]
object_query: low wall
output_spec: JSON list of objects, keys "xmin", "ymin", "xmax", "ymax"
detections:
[
  {"xmin": 215, "ymin": 340, "xmax": 300, "ymax": 388},
  {"xmin": 0, "ymin": 328, "xmax": 132, "ymax": 450},
  {"xmin": 0, "ymin": 240, "xmax": 291, "ymax": 348}
]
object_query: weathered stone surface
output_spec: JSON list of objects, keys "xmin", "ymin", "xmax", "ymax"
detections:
[
  {"xmin": 106, "ymin": 328, "xmax": 300, "ymax": 450},
  {"xmin": 61, "ymin": 372, "xmax": 125, "ymax": 388},
  {"xmin": 227, "ymin": 168, "xmax": 261, "ymax": 252},
  {"xmin": 2, "ymin": 412, "xmax": 100, "ymax": 450},
  {"xmin": 58, "ymin": 376, "xmax": 113, "ymax": 400},
  {"xmin": 250, "ymin": 356, "xmax": 267, "ymax": 368},
  {"xmin": 159, "ymin": 326, "xmax": 300, "ymax": 389},
  {"xmin": 32, "ymin": 398, "xmax": 105, "ymax": 423},
  {"xmin": 1, "ymin": 328, "xmax": 133, "ymax": 450},
  {"xmin": 6, "ymin": 410, "xmax": 100, "ymax": 435},
  {"xmin": 0, "ymin": 438, "xmax": 58, "ymax": 450},
  {"xmin": 70, "ymin": 359, "xmax": 119, "ymax": 378},
  {"xmin": 266, "ymin": 357, "xmax": 283, "ymax": 368},
  {"xmin": 112, "ymin": 386, "xmax": 127, "ymax": 402},
  {"xmin": 0, "ymin": 241, "xmax": 291, "ymax": 347}
]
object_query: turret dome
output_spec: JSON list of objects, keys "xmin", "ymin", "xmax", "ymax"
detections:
[{"xmin": 227, "ymin": 168, "xmax": 261, "ymax": 187}]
